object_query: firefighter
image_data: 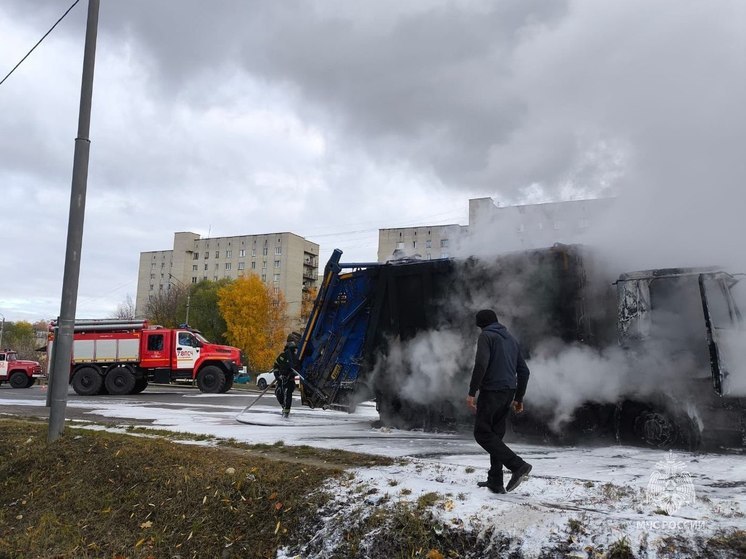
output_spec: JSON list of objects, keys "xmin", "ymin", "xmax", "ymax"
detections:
[
  {"xmin": 273, "ymin": 332, "xmax": 301, "ymax": 418},
  {"xmin": 467, "ymin": 309, "xmax": 532, "ymax": 493}
]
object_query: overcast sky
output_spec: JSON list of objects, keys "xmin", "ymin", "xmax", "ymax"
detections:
[{"xmin": 1, "ymin": 0, "xmax": 743, "ymax": 322}]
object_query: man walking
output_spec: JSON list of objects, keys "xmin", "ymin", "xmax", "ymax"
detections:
[{"xmin": 467, "ymin": 309, "xmax": 532, "ymax": 493}]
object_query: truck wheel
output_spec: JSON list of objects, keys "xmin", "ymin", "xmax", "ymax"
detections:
[
  {"xmin": 220, "ymin": 374, "xmax": 234, "ymax": 393},
  {"xmin": 72, "ymin": 367, "xmax": 103, "ymax": 396},
  {"xmin": 9, "ymin": 372, "xmax": 29, "ymax": 389},
  {"xmin": 25, "ymin": 377, "xmax": 36, "ymax": 388},
  {"xmin": 132, "ymin": 377, "xmax": 148, "ymax": 394},
  {"xmin": 105, "ymin": 367, "xmax": 136, "ymax": 396},
  {"xmin": 196, "ymin": 366, "xmax": 225, "ymax": 393}
]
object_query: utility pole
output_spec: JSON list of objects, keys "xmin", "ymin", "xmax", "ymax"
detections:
[
  {"xmin": 48, "ymin": 0, "xmax": 100, "ymax": 443},
  {"xmin": 0, "ymin": 313, "xmax": 5, "ymax": 348},
  {"xmin": 169, "ymin": 273, "xmax": 191, "ymax": 325}
]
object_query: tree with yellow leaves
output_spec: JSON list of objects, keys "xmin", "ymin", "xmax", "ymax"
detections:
[{"xmin": 217, "ymin": 275, "xmax": 289, "ymax": 372}]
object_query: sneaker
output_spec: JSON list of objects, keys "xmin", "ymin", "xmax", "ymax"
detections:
[{"xmin": 506, "ymin": 463, "xmax": 532, "ymax": 492}]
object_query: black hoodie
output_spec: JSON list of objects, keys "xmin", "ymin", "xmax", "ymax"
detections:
[{"xmin": 468, "ymin": 321, "xmax": 530, "ymax": 401}]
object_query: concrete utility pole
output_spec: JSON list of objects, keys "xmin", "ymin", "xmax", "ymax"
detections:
[
  {"xmin": 0, "ymin": 312, "xmax": 5, "ymax": 348},
  {"xmin": 48, "ymin": 0, "xmax": 100, "ymax": 443},
  {"xmin": 169, "ymin": 273, "xmax": 191, "ymax": 324}
]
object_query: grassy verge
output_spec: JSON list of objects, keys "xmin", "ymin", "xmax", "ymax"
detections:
[{"xmin": 0, "ymin": 418, "xmax": 383, "ymax": 559}]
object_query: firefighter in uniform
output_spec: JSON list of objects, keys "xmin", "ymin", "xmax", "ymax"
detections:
[{"xmin": 273, "ymin": 332, "xmax": 301, "ymax": 418}]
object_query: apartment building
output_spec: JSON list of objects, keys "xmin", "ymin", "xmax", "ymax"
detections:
[
  {"xmin": 135, "ymin": 231, "xmax": 319, "ymax": 324},
  {"xmin": 377, "ymin": 224, "xmax": 466, "ymax": 262},
  {"xmin": 377, "ymin": 197, "xmax": 615, "ymax": 260}
]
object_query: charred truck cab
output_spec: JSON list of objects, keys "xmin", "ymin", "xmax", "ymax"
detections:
[{"xmin": 295, "ymin": 247, "xmax": 746, "ymax": 451}]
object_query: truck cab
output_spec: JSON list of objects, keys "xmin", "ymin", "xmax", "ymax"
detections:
[{"xmin": 0, "ymin": 350, "xmax": 44, "ymax": 388}]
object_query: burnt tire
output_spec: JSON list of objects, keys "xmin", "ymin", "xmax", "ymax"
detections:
[
  {"xmin": 105, "ymin": 366, "xmax": 136, "ymax": 396},
  {"xmin": 9, "ymin": 372, "xmax": 29, "ymax": 389},
  {"xmin": 132, "ymin": 377, "xmax": 148, "ymax": 394},
  {"xmin": 72, "ymin": 367, "xmax": 103, "ymax": 396},
  {"xmin": 196, "ymin": 366, "xmax": 225, "ymax": 394},
  {"xmin": 257, "ymin": 378, "xmax": 268, "ymax": 390}
]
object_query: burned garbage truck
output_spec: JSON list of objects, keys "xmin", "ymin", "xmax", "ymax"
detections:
[{"xmin": 295, "ymin": 246, "xmax": 746, "ymax": 450}]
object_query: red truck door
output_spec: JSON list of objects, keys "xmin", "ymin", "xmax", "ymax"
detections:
[
  {"xmin": 174, "ymin": 330, "xmax": 200, "ymax": 370},
  {"xmin": 140, "ymin": 330, "xmax": 171, "ymax": 368}
]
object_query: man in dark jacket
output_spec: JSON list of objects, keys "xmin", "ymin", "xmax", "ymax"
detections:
[
  {"xmin": 467, "ymin": 309, "xmax": 532, "ymax": 493},
  {"xmin": 273, "ymin": 332, "xmax": 301, "ymax": 418}
]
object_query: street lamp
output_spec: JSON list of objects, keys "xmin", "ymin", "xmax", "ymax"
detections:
[{"xmin": 168, "ymin": 274, "xmax": 191, "ymax": 325}]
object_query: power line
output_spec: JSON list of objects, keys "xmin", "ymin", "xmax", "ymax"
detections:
[{"xmin": 0, "ymin": 0, "xmax": 81, "ymax": 87}]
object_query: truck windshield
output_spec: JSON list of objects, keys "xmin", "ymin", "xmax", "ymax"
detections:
[{"xmin": 194, "ymin": 333, "xmax": 211, "ymax": 344}]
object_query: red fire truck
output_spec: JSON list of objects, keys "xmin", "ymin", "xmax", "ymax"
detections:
[
  {"xmin": 48, "ymin": 319, "xmax": 242, "ymax": 395},
  {"xmin": 0, "ymin": 350, "xmax": 44, "ymax": 388}
]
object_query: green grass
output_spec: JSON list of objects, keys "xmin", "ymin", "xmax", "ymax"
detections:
[{"xmin": 0, "ymin": 419, "xmax": 368, "ymax": 558}]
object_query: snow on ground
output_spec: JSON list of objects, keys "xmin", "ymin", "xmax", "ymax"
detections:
[{"xmin": 2, "ymin": 390, "xmax": 745, "ymax": 557}]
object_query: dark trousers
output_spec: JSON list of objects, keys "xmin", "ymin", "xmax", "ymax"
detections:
[
  {"xmin": 275, "ymin": 376, "xmax": 295, "ymax": 412},
  {"xmin": 474, "ymin": 389, "xmax": 524, "ymax": 486}
]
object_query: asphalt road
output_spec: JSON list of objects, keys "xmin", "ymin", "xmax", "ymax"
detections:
[{"xmin": 0, "ymin": 382, "xmax": 277, "ymax": 425}]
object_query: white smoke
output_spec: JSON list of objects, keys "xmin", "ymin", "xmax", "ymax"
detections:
[{"xmin": 374, "ymin": 329, "xmax": 473, "ymax": 405}]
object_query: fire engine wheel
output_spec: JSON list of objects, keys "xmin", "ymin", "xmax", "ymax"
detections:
[
  {"xmin": 25, "ymin": 377, "xmax": 36, "ymax": 388},
  {"xmin": 196, "ymin": 366, "xmax": 226, "ymax": 394},
  {"xmin": 132, "ymin": 377, "xmax": 148, "ymax": 394},
  {"xmin": 105, "ymin": 367, "xmax": 137, "ymax": 396},
  {"xmin": 72, "ymin": 367, "xmax": 103, "ymax": 396},
  {"xmin": 219, "ymin": 374, "xmax": 234, "ymax": 393},
  {"xmin": 9, "ymin": 372, "xmax": 29, "ymax": 389}
]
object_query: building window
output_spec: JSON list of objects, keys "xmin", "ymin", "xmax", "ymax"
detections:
[
  {"xmin": 413, "ymin": 241, "xmax": 417, "ymax": 249},
  {"xmin": 441, "ymin": 252, "xmax": 449, "ymax": 258},
  {"xmin": 275, "ymin": 246, "xmax": 282, "ymax": 255},
  {"xmin": 225, "ymin": 263, "xmax": 231, "ymax": 270},
  {"xmin": 396, "ymin": 242, "xmax": 404, "ymax": 250},
  {"xmin": 262, "ymin": 247, "xmax": 268, "ymax": 256},
  {"xmin": 440, "ymin": 239, "xmax": 449, "ymax": 248},
  {"xmin": 215, "ymin": 251, "xmax": 219, "ymax": 258},
  {"xmin": 426, "ymin": 240, "xmax": 431, "ymax": 248},
  {"xmin": 238, "ymin": 262, "xmax": 245, "ymax": 270},
  {"xmin": 193, "ymin": 252, "xmax": 199, "ymax": 260},
  {"xmin": 274, "ymin": 260, "xmax": 281, "ymax": 268},
  {"xmin": 150, "ymin": 273, "xmax": 155, "ymax": 279},
  {"xmin": 149, "ymin": 284, "xmax": 153, "ymax": 291},
  {"xmin": 192, "ymin": 265, "xmax": 198, "ymax": 271},
  {"xmin": 261, "ymin": 273, "xmax": 267, "ymax": 282},
  {"xmin": 274, "ymin": 286, "xmax": 280, "ymax": 295},
  {"xmin": 203, "ymin": 276, "xmax": 207, "ymax": 280},
  {"xmin": 204, "ymin": 264, "xmax": 208, "ymax": 271},
  {"xmin": 192, "ymin": 277, "xmax": 197, "ymax": 283},
  {"xmin": 273, "ymin": 273, "xmax": 280, "ymax": 282},
  {"xmin": 239, "ymin": 249, "xmax": 246, "ymax": 257},
  {"xmin": 214, "ymin": 276, "xmax": 218, "ymax": 281},
  {"xmin": 251, "ymin": 248, "xmax": 256, "ymax": 257},
  {"xmin": 251, "ymin": 262, "xmax": 256, "ymax": 269},
  {"xmin": 262, "ymin": 261, "xmax": 267, "ymax": 270},
  {"xmin": 204, "ymin": 252, "xmax": 208, "ymax": 259},
  {"xmin": 151, "ymin": 263, "xmax": 156, "ymax": 269},
  {"xmin": 226, "ymin": 250, "xmax": 232, "ymax": 258}
]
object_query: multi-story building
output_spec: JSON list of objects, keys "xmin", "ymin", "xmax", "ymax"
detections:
[
  {"xmin": 135, "ymin": 231, "xmax": 319, "ymax": 325},
  {"xmin": 377, "ymin": 197, "xmax": 615, "ymax": 261},
  {"xmin": 377, "ymin": 224, "xmax": 466, "ymax": 262}
]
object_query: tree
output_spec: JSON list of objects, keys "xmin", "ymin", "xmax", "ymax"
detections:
[
  {"xmin": 144, "ymin": 285, "xmax": 188, "ymax": 327},
  {"xmin": 301, "ymin": 286, "xmax": 318, "ymax": 322},
  {"xmin": 218, "ymin": 275, "xmax": 289, "ymax": 372},
  {"xmin": 112, "ymin": 294, "xmax": 136, "ymax": 319},
  {"xmin": 2, "ymin": 321, "xmax": 38, "ymax": 360},
  {"xmin": 180, "ymin": 279, "xmax": 231, "ymax": 344}
]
